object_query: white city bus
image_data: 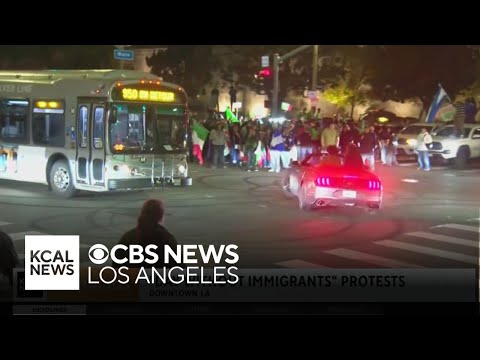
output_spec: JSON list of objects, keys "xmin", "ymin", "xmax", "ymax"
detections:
[{"xmin": 0, "ymin": 69, "xmax": 192, "ymax": 198}]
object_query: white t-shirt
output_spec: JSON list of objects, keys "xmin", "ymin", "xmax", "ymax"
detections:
[{"xmin": 416, "ymin": 132, "xmax": 433, "ymax": 151}]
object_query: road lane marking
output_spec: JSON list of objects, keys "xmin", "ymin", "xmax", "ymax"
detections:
[
  {"xmin": 407, "ymin": 231, "xmax": 478, "ymax": 248},
  {"xmin": 324, "ymin": 248, "xmax": 423, "ymax": 268},
  {"xmin": 433, "ymin": 224, "xmax": 479, "ymax": 233},
  {"xmin": 375, "ymin": 240, "xmax": 478, "ymax": 265},
  {"xmin": 401, "ymin": 179, "xmax": 419, "ymax": 183},
  {"xmin": 276, "ymin": 259, "xmax": 328, "ymax": 268},
  {"xmin": 0, "ymin": 221, "xmax": 11, "ymax": 226}
]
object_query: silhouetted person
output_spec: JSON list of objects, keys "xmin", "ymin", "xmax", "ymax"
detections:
[
  {"xmin": 344, "ymin": 143, "xmax": 365, "ymax": 170},
  {"xmin": 116, "ymin": 199, "xmax": 177, "ymax": 268},
  {"xmin": 0, "ymin": 231, "xmax": 19, "ymax": 286},
  {"xmin": 229, "ymin": 86, "xmax": 237, "ymax": 109},
  {"xmin": 359, "ymin": 127, "xmax": 377, "ymax": 171},
  {"xmin": 465, "ymin": 97, "xmax": 477, "ymax": 124},
  {"xmin": 210, "ymin": 87, "xmax": 220, "ymax": 112}
]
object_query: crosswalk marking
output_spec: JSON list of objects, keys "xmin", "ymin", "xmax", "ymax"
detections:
[
  {"xmin": 324, "ymin": 248, "xmax": 423, "ymax": 268},
  {"xmin": 375, "ymin": 240, "xmax": 478, "ymax": 265},
  {"xmin": 10, "ymin": 231, "xmax": 46, "ymax": 241},
  {"xmin": 407, "ymin": 231, "xmax": 479, "ymax": 248},
  {"xmin": 0, "ymin": 221, "xmax": 11, "ymax": 226},
  {"xmin": 434, "ymin": 224, "xmax": 479, "ymax": 233},
  {"xmin": 276, "ymin": 259, "xmax": 328, "ymax": 268}
]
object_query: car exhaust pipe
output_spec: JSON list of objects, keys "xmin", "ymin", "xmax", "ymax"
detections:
[{"xmin": 368, "ymin": 203, "xmax": 379, "ymax": 209}]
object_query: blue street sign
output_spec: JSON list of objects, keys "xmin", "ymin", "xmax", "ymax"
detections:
[{"xmin": 114, "ymin": 49, "xmax": 134, "ymax": 61}]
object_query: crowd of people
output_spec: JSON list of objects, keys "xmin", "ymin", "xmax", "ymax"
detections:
[{"xmin": 190, "ymin": 113, "xmax": 401, "ymax": 172}]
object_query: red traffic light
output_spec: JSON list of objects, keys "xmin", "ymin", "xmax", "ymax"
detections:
[{"xmin": 259, "ymin": 68, "xmax": 271, "ymax": 77}]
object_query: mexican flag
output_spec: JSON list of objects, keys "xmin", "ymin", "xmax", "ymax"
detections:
[
  {"xmin": 225, "ymin": 108, "xmax": 239, "ymax": 123},
  {"xmin": 192, "ymin": 122, "xmax": 209, "ymax": 165},
  {"xmin": 254, "ymin": 140, "xmax": 268, "ymax": 167}
]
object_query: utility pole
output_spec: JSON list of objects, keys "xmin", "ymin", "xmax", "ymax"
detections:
[
  {"xmin": 311, "ymin": 45, "xmax": 319, "ymax": 113},
  {"xmin": 271, "ymin": 45, "xmax": 313, "ymax": 117},
  {"xmin": 272, "ymin": 54, "xmax": 280, "ymax": 117},
  {"xmin": 312, "ymin": 45, "xmax": 318, "ymax": 93}
]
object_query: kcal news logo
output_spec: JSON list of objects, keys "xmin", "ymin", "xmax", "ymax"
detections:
[{"xmin": 24, "ymin": 236, "xmax": 80, "ymax": 290}]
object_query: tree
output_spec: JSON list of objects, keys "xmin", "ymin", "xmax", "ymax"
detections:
[
  {"xmin": 320, "ymin": 46, "xmax": 377, "ymax": 118},
  {"xmin": 368, "ymin": 45, "xmax": 478, "ymax": 118},
  {"xmin": 219, "ymin": 45, "xmax": 315, "ymax": 97},
  {"xmin": 146, "ymin": 46, "xmax": 220, "ymax": 97},
  {"xmin": 323, "ymin": 74, "xmax": 370, "ymax": 118}
]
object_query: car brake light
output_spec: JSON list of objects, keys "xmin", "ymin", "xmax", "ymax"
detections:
[
  {"xmin": 368, "ymin": 180, "xmax": 381, "ymax": 190},
  {"xmin": 315, "ymin": 177, "xmax": 331, "ymax": 187}
]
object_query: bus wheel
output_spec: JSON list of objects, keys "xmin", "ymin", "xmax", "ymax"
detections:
[
  {"xmin": 50, "ymin": 160, "xmax": 77, "ymax": 198},
  {"xmin": 181, "ymin": 177, "xmax": 192, "ymax": 186}
]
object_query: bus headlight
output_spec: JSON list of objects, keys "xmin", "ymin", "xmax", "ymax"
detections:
[
  {"xmin": 177, "ymin": 164, "xmax": 186, "ymax": 174},
  {"xmin": 406, "ymin": 138, "xmax": 417, "ymax": 146}
]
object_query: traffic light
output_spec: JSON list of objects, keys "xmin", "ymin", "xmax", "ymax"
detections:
[
  {"xmin": 259, "ymin": 68, "xmax": 271, "ymax": 77},
  {"xmin": 254, "ymin": 68, "xmax": 273, "ymax": 95}
]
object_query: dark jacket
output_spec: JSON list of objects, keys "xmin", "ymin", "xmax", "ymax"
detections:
[
  {"xmin": 0, "ymin": 231, "xmax": 19, "ymax": 285},
  {"xmin": 115, "ymin": 225, "xmax": 178, "ymax": 268},
  {"xmin": 339, "ymin": 129, "xmax": 357, "ymax": 151},
  {"xmin": 344, "ymin": 151, "xmax": 365, "ymax": 170},
  {"xmin": 359, "ymin": 133, "xmax": 377, "ymax": 154}
]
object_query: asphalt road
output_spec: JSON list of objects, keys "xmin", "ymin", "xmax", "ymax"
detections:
[{"xmin": 0, "ymin": 161, "xmax": 479, "ymax": 269}]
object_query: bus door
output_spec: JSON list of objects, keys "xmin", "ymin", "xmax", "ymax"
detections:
[{"xmin": 76, "ymin": 99, "xmax": 106, "ymax": 188}]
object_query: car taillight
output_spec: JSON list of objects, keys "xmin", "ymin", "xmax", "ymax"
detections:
[
  {"xmin": 368, "ymin": 180, "xmax": 381, "ymax": 190},
  {"xmin": 315, "ymin": 177, "xmax": 332, "ymax": 187}
]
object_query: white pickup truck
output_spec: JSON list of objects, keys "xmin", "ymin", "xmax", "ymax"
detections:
[
  {"xmin": 428, "ymin": 124, "xmax": 480, "ymax": 169},
  {"xmin": 396, "ymin": 122, "xmax": 440, "ymax": 157}
]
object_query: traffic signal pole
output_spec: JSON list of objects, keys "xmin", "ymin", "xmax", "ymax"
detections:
[
  {"xmin": 272, "ymin": 45, "xmax": 314, "ymax": 117},
  {"xmin": 272, "ymin": 54, "xmax": 280, "ymax": 117},
  {"xmin": 312, "ymin": 45, "xmax": 318, "ymax": 93}
]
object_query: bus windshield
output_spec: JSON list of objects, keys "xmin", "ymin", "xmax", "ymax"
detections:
[{"xmin": 109, "ymin": 103, "xmax": 187, "ymax": 153}]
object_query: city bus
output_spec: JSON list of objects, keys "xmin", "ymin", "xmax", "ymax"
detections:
[{"xmin": 0, "ymin": 69, "xmax": 192, "ymax": 198}]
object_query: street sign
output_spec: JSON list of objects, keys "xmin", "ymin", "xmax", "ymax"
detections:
[
  {"xmin": 261, "ymin": 55, "xmax": 269, "ymax": 68},
  {"xmin": 308, "ymin": 90, "xmax": 317, "ymax": 100},
  {"xmin": 232, "ymin": 102, "xmax": 242, "ymax": 110},
  {"xmin": 114, "ymin": 49, "xmax": 134, "ymax": 61}
]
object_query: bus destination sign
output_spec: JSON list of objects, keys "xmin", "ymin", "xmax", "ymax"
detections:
[{"xmin": 120, "ymin": 88, "xmax": 175, "ymax": 102}]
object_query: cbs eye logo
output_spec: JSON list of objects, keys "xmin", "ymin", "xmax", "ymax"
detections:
[{"xmin": 88, "ymin": 244, "xmax": 109, "ymax": 265}]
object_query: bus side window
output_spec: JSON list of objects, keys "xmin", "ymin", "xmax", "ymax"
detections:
[
  {"xmin": 78, "ymin": 106, "xmax": 88, "ymax": 148},
  {"xmin": 93, "ymin": 107, "xmax": 104, "ymax": 149},
  {"xmin": 0, "ymin": 98, "xmax": 29, "ymax": 142},
  {"xmin": 32, "ymin": 100, "xmax": 65, "ymax": 147}
]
